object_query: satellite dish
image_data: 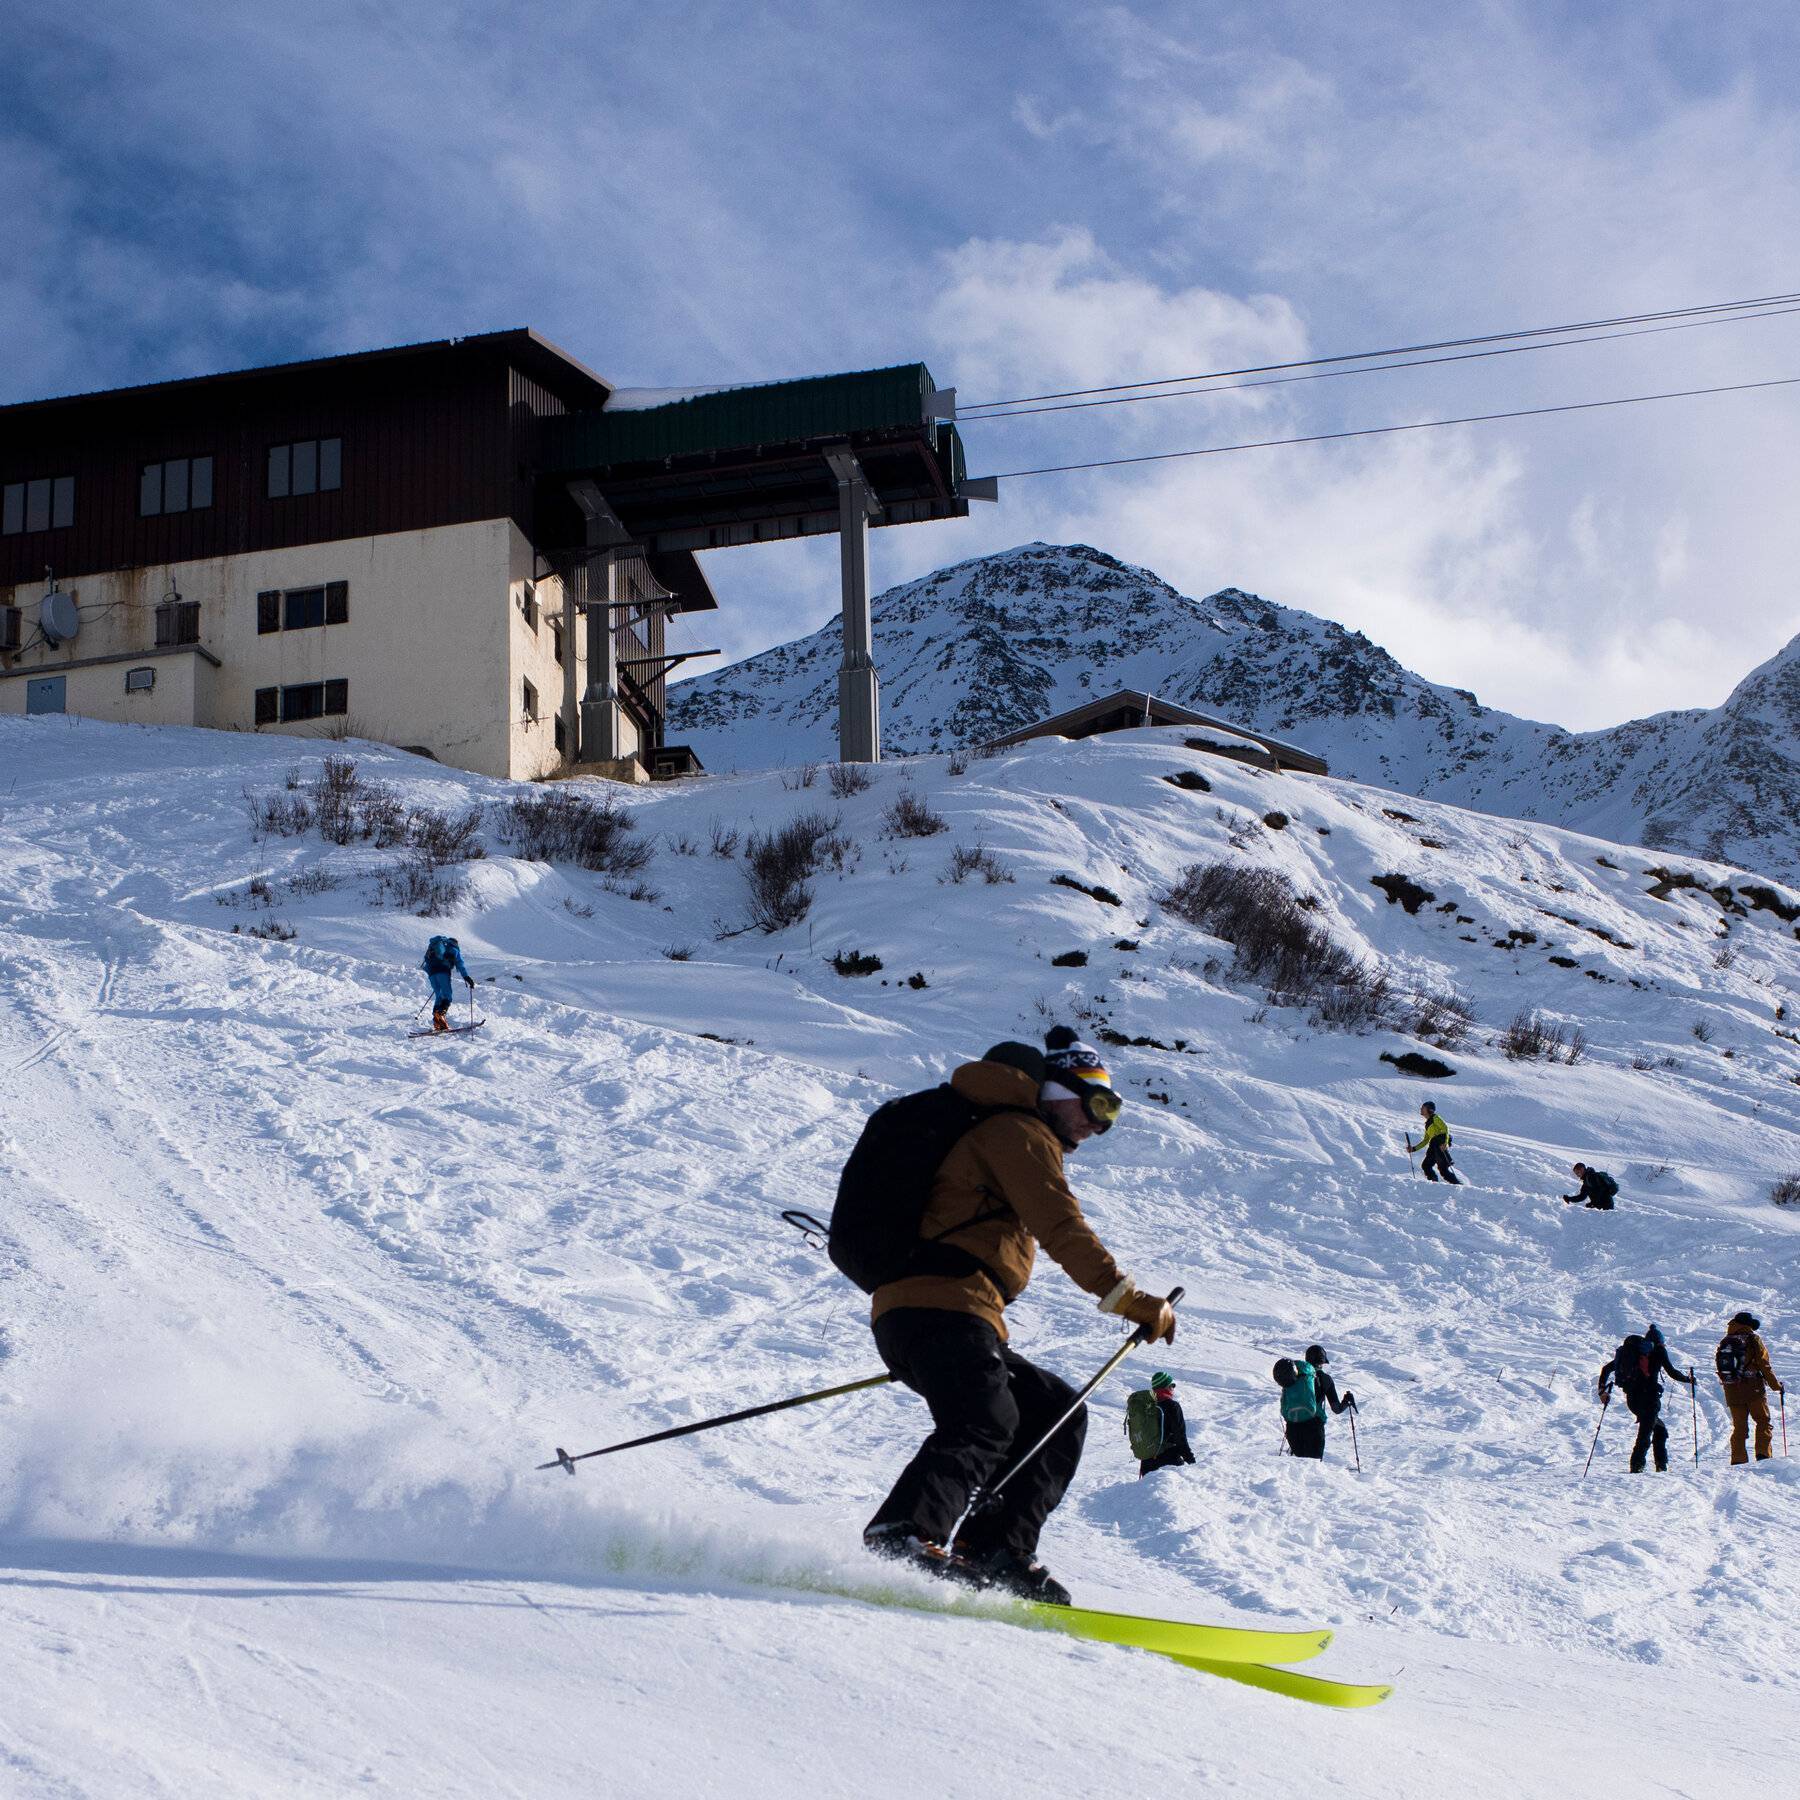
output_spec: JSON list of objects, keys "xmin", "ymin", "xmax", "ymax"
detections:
[{"xmin": 40, "ymin": 590, "xmax": 79, "ymax": 646}]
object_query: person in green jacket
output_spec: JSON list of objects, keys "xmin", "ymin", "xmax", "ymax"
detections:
[{"xmin": 1407, "ymin": 1101, "xmax": 1460, "ymax": 1183}]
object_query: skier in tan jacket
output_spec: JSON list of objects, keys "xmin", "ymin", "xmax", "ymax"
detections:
[
  {"xmin": 862, "ymin": 1028, "xmax": 1175, "ymax": 1603},
  {"xmin": 1716, "ymin": 1311, "xmax": 1784, "ymax": 1464}
]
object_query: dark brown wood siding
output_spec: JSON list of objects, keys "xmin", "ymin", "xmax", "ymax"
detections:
[{"xmin": 1, "ymin": 344, "xmax": 585, "ymax": 588}]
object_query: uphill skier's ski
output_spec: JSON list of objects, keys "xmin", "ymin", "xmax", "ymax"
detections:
[{"xmin": 408, "ymin": 1019, "xmax": 485, "ymax": 1039}]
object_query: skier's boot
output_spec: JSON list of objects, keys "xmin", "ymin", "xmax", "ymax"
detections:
[
  {"xmin": 862, "ymin": 1524, "xmax": 983, "ymax": 1588},
  {"xmin": 962, "ymin": 1545, "xmax": 1072, "ymax": 1607},
  {"xmin": 432, "ymin": 1011, "xmax": 450, "ymax": 1034}
]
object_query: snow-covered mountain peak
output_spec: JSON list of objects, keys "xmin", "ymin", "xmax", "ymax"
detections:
[{"xmin": 671, "ymin": 543, "xmax": 1800, "ymax": 881}]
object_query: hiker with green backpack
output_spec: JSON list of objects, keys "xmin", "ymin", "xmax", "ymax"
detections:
[
  {"xmin": 1127, "ymin": 1373, "xmax": 1196, "ymax": 1477},
  {"xmin": 1274, "ymin": 1345, "xmax": 1356, "ymax": 1460}
]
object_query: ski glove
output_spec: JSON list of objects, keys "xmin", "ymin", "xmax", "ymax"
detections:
[
  {"xmin": 1100, "ymin": 1280, "xmax": 1177, "ymax": 1345},
  {"xmin": 464, "ymin": 975, "xmax": 476, "ymax": 988}
]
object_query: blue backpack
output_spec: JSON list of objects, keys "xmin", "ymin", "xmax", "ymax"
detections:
[
  {"xmin": 1275, "ymin": 1359, "xmax": 1323, "ymax": 1424},
  {"xmin": 423, "ymin": 935, "xmax": 458, "ymax": 974}
]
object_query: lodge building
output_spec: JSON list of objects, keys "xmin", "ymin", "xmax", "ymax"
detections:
[{"xmin": 0, "ymin": 331, "xmax": 978, "ymax": 779}]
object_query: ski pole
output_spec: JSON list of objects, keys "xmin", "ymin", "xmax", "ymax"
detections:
[
  {"xmin": 1782, "ymin": 1389, "xmax": 1789, "ymax": 1457},
  {"xmin": 1348, "ymin": 1404, "xmax": 1362, "ymax": 1473},
  {"xmin": 1690, "ymin": 1371, "xmax": 1699, "ymax": 1465},
  {"xmin": 962, "ymin": 1288, "xmax": 1184, "ymax": 1522},
  {"xmin": 1583, "ymin": 1389, "xmax": 1610, "ymax": 1478},
  {"xmin": 538, "ymin": 1372, "xmax": 896, "ymax": 1473},
  {"xmin": 1403, "ymin": 1134, "xmax": 1415, "ymax": 1176}
]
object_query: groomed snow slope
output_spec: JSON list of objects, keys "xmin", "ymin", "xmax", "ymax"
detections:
[{"xmin": 1, "ymin": 715, "xmax": 1797, "ymax": 1798}]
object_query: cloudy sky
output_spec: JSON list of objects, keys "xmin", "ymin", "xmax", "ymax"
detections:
[{"xmin": 4, "ymin": 0, "xmax": 1798, "ymax": 728}]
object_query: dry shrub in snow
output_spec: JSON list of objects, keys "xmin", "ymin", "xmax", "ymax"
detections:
[
  {"xmin": 828, "ymin": 762, "xmax": 873, "ymax": 798},
  {"xmin": 884, "ymin": 791, "xmax": 947, "ymax": 838},
  {"xmin": 1501, "ymin": 1009, "xmax": 1586, "ymax": 1063},
  {"xmin": 498, "ymin": 789, "xmax": 648, "ymax": 874},
  {"xmin": 743, "ymin": 811, "xmax": 842, "ymax": 932},
  {"xmin": 1771, "ymin": 1174, "xmax": 1800, "ymax": 1208},
  {"xmin": 944, "ymin": 844, "xmax": 1013, "ymax": 885},
  {"xmin": 1161, "ymin": 861, "xmax": 1391, "ymax": 1030}
]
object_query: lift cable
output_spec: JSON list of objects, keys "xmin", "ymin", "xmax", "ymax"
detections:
[
  {"xmin": 958, "ymin": 301, "xmax": 1800, "ymax": 423},
  {"xmin": 986, "ymin": 373, "xmax": 1800, "ymax": 481},
  {"xmin": 959, "ymin": 287, "xmax": 1800, "ymax": 413}
]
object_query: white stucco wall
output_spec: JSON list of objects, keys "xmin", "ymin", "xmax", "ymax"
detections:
[
  {"xmin": 0, "ymin": 520, "xmax": 557, "ymax": 779},
  {"xmin": 0, "ymin": 649, "xmax": 212, "ymax": 727}
]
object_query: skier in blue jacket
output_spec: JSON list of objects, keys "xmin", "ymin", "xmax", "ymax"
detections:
[{"xmin": 421, "ymin": 934, "xmax": 474, "ymax": 1031}]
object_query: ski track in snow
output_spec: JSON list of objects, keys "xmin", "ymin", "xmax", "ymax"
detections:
[{"xmin": 0, "ymin": 713, "xmax": 1797, "ymax": 1796}]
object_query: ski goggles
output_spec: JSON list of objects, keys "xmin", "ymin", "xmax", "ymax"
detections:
[{"xmin": 1044, "ymin": 1073, "xmax": 1122, "ymax": 1130}]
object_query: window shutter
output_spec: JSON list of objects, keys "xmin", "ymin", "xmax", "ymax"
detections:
[
  {"xmin": 257, "ymin": 590, "xmax": 281, "ymax": 634},
  {"xmin": 254, "ymin": 687, "xmax": 278, "ymax": 725},
  {"xmin": 154, "ymin": 604, "xmax": 173, "ymax": 648},
  {"xmin": 324, "ymin": 678, "xmax": 348, "ymax": 716},
  {"xmin": 325, "ymin": 580, "xmax": 348, "ymax": 624}
]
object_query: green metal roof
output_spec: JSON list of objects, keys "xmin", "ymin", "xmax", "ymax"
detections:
[{"xmin": 545, "ymin": 364, "xmax": 945, "ymax": 469}]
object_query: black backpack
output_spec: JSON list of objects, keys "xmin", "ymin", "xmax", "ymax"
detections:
[
  {"xmin": 828, "ymin": 1087, "xmax": 1030, "ymax": 1295},
  {"xmin": 1613, "ymin": 1335, "xmax": 1651, "ymax": 1389},
  {"xmin": 1588, "ymin": 1170, "xmax": 1618, "ymax": 1207},
  {"xmin": 1716, "ymin": 1334, "xmax": 1752, "ymax": 1384}
]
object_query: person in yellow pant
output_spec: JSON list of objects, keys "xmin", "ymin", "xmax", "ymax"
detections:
[{"xmin": 1714, "ymin": 1310, "xmax": 1784, "ymax": 1464}]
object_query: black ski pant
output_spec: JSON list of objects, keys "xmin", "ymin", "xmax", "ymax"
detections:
[
  {"xmin": 1626, "ymin": 1390, "xmax": 1668, "ymax": 1472},
  {"xmin": 1420, "ymin": 1143, "xmax": 1459, "ymax": 1184},
  {"xmin": 867, "ymin": 1307, "xmax": 1086, "ymax": 1560},
  {"xmin": 1285, "ymin": 1418, "xmax": 1326, "ymax": 1460}
]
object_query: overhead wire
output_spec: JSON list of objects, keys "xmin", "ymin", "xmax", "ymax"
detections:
[
  {"xmin": 958, "ymin": 286, "xmax": 1800, "ymax": 412},
  {"xmin": 958, "ymin": 301, "xmax": 1800, "ymax": 422},
  {"xmin": 985, "ymin": 373, "xmax": 1800, "ymax": 481}
]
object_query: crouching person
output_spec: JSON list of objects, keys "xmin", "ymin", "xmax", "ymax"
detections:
[{"xmin": 855, "ymin": 1029, "xmax": 1175, "ymax": 1606}]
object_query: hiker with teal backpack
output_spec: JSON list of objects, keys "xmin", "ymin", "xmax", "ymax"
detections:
[
  {"xmin": 1127, "ymin": 1373, "xmax": 1195, "ymax": 1477},
  {"xmin": 1275, "ymin": 1345, "xmax": 1356, "ymax": 1460},
  {"xmin": 420, "ymin": 934, "xmax": 474, "ymax": 1033}
]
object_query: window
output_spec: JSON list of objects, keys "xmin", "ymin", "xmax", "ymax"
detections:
[
  {"xmin": 285, "ymin": 586, "xmax": 325, "ymax": 630},
  {"xmin": 140, "ymin": 457, "xmax": 214, "ymax": 517},
  {"xmin": 523, "ymin": 678, "xmax": 539, "ymax": 723},
  {"xmin": 267, "ymin": 438, "xmax": 342, "ymax": 499},
  {"xmin": 554, "ymin": 715, "xmax": 566, "ymax": 754},
  {"xmin": 520, "ymin": 582, "xmax": 538, "ymax": 632},
  {"xmin": 277, "ymin": 679, "xmax": 348, "ymax": 723},
  {"xmin": 256, "ymin": 682, "xmax": 347, "ymax": 725},
  {"xmin": 550, "ymin": 619, "xmax": 564, "ymax": 667},
  {"xmin": 258, "ymin": 581, "xmax": 347, "ymax": 633},
  {"xmin": 2, "ymin": 475, "xmax": 75, "ymax": 535},
  {"xmin": 125, "ymin": 667, "xmax": 156, "ymax": 693},
  {"xmin": 155, "ymin": 600, "xmax": 200, "ymax": 646}
]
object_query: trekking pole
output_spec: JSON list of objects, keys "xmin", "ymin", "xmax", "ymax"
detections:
[
  {"xmin": 1348, "ymin": 1404, "xmax": 1363, "ymax": 1473},
  {"xmin": 538, "ymin": 1372, "xmax": 896, "ymax": 1473},
  {"xmin": 961, "ymin": 1288, "xmax": 1184, "ymax": 1522},
  {"xmin": 1583, "ymin": 1390, "xmax": 1610, "ymax": 1478}
]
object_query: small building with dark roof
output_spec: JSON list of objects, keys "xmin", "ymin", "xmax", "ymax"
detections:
[{"xmin": 981, "ymin": 690, "xmax": 1328, "ymax": 775}]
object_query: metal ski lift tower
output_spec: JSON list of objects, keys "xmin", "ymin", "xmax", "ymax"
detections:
[{"xmin": 538, "ymin": 364, "xmax": 994, "ymax": 764}]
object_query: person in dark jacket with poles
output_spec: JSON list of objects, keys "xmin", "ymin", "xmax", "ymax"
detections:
[
  {"xmin": 1278, "ymin": 1345, "xmax": 1356, "ymax": 1460},
  {"xmin": 861, "ymin": 1029, "xmax": 1175, "ymax": 1604},
  {"xmin": 1563, "ymin": 1163, "xmax": 1618, "ymax": 1209},
  {"xmin": 1137, "ymin": 1373, "xmax": 1197, "ymax": 1477},
  {"xmin": 1599, "ymin": 1323, "xmax": 1694, "ymax": 1472},
  {"xmin": 1406, "ymin": 1102, "xmax": 1459, "ymax": 1184}
]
